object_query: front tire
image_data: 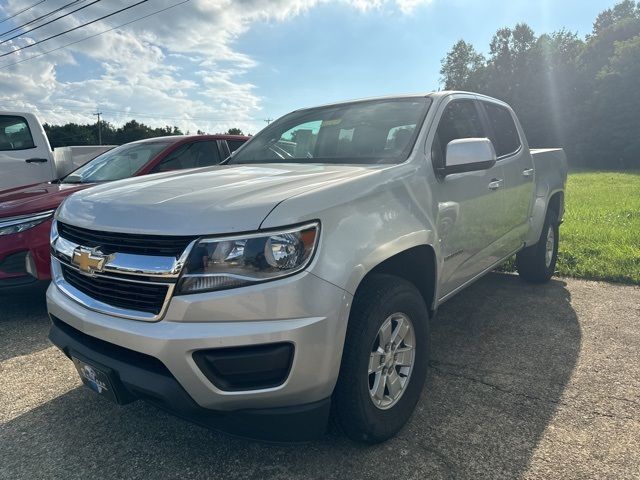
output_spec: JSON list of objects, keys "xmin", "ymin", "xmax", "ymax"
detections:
[
  {"xmin": 333, "ymin": 274, "xmax": 430, "ymax": 443},
  {"xmin": 516, "ymin": 209, "xmax": 559, "ymax": 283}
]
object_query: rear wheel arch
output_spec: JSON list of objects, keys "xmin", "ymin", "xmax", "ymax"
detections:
[{"xmin": 547, "ymin": 191, "xmax": 564, "ymax": 222}]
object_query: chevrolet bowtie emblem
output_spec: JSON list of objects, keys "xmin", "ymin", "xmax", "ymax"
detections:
[{"xmin": 72, "ymin": 247, "xmax": 107, "ymax": 274}]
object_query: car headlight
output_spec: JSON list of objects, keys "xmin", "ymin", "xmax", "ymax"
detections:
[
  {"xmin": 177, "ymin": 222, "xmax": 320, "ymax": 294},
  {"xmin": 50, "ymin": 218, "xmax": 59, "ymax": 244},
  {"xmin": 0, "ymin": 210, "xmax": 55, "ymax": 236}
]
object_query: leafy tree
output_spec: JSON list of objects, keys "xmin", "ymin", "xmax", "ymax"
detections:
[
  {"xmin": 44, "ymin": 119, "xmax": 184, "ymax": 148},
  {"xmin": 439, "ymin": 40, "xmax": 485, "ymax": 90},
  {"xmin": 590, "ymin": 35, "xmax": 640, "ymax": 168},
  {"xmin": 438, "ymin": 0, "xmax": 640, "ymax": 169},
  {"xmin": 591, "ymin": 0, "xmax": 640, "ymax": 36},
  {"xmin": 226, "ymin": 127, "xmax": 244, "ymax": 135}
]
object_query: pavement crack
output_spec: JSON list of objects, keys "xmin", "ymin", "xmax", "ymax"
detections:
[
  {"xmin": 429, "ymin": 363, "xmax": 556, "ymax": 405},
  {"xmin": 605, "ymin": 395, "xmax": 640, "ymax": 408},
  {"xmin": 396, "ymin": 436, "xmax": 456, "ymax": 479},
  {"xmin": 429, "ymin": 364, "xmax": 636, "ymax": 422}
]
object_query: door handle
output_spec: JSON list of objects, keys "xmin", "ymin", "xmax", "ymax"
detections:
[
  {"xmin": 25, "ymin": 158, "xmax": 48, "ymax": 163},
  {"xmin": 488, "ymin": 178, "xmax": 504, "ymax": 191},
  {"xmin": 522, "ymin": 168, "xmax": 534, "ymax": 177}
]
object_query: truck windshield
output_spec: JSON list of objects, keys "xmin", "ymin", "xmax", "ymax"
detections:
[
  {"xmin": 227, "ymin": 97, "xmax": 431, "ymax": 165},
  {"xmin": 62, "ymin": 141, "xmax": 170, "ymax": 184}
]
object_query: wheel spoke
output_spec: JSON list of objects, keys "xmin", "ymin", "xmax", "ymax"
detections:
[
  {"xmin": 394, "ymin": 347, "xmax": 413, "ymax": 367},
  {"xmin": 369, "ymin": 349, "xmax": 384, "ymax": 374},
  {"xmin": 386, "ymin": 369, "xmax": 402, "ymax": 399},
  {"xmin": 378, "ymin": 319, "xmax": 392, "ymax": 346},
  {"xmin": 391, "ymin": 317, "xmax": 410, "ymax": 346},
  {"xmin": 372, "ymin": 371, "xmax": 387, "ymax": 401}
]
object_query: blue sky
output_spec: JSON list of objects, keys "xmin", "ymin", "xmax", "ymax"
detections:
[
  {"xmin": 240, "ymin": 0, "xmax": 609, "ymax": 121},
  {"xmin": 0, "ymin": 0, "xmax": 614, "ymax": 134}
]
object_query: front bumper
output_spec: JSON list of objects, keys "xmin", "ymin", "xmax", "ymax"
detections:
[
  {"xmin": 49, "ymin": 315, "xmax": 331, "ymax": 441},
  {"xmin": 46, "ymin": 272, "xmax": 352, "ymax": 439}
]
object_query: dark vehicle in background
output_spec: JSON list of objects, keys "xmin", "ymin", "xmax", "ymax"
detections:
[{"xmin": 0, "ymin": 134, "xmax": 248, "ymax": 287}]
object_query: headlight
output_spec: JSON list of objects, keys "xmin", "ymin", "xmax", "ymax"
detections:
[
  {"xmin": 177, "ymin": 222, "xmax": 320, "ymax": 294},
  {"xmin": 50, "ymin": 218, "xmax": 59, "ymax": 244},
  {"xmin": 0, "ymin": 210, "xmax": 55, "ymax": 236}
]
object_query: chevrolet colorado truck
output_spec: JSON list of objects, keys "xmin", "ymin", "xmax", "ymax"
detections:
[{"xmin": 47, "ymin": 92, "xmax": 567, "ymax": 443}]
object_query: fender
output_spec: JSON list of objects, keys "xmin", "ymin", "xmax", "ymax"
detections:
[{"xmin": 260, "ymin": 163, "xmax": 439, "ymax": 298}]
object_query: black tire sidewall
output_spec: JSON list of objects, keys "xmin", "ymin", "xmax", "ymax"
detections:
[
  {"xmin": 541, "ymin": 212, "xmax": 559, "ymax": 277},
  {"xmin": 516, "ymin": 209, "xmax": 559, "ymax": 283},
  {"xmin": 335, "ymin": 277, "xmax": 430, "ymax": 442}
]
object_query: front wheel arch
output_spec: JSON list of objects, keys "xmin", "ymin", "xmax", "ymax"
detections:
[{"xmin": 353, "ymin": 245, "xmax": 437, "ymax": 317}]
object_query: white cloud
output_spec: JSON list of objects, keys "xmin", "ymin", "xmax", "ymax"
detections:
[{"xmin": 0, "ymin": 0, "xmax": 432, "ymax": 135}]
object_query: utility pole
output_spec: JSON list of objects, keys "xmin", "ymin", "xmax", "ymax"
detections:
[
  {"xmin": 264, "ymin": 118, "xmax": 273, "ymax": 125},
  {"xmin": 93, "ymin": 111, "xmax": 102, "ymax": 145}
]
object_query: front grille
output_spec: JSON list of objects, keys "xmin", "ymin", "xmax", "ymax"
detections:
[
  {"xmin": 61, "ymin": 264, "xmax": 168, "ymax": 315},
  {"xmin": 58, "ymin": 222, "xmax": 195, "ymax": 257}
]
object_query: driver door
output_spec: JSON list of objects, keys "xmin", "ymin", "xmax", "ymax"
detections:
[
  {"xmin": 0, "ymin": 115, "xmax": 52, "ymax": 190},
  {"xmin": 428, "ymin": 96, "xmax": 506, "ymax": 299}
]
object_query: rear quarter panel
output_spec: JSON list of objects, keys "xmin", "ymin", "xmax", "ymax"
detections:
[{"xmin": 526, "ymin": 148, "xmax": 568, "ymax": 245}]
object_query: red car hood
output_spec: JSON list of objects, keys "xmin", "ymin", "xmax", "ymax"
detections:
[{"xmin": 0, "ymin": 182, "xmax": 92, "ymax": 219}]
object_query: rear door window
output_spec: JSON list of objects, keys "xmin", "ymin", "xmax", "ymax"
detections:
[
  {"xmin": 0, "ymin": 116, "xmax": 35, "ymax": 151},
  {"xmin": 481, "ymin": 102, "xmax": 521, "ymax": 157}
]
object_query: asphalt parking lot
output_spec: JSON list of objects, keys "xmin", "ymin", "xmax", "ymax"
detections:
[{"xmin": 1, "ymin": 273, "xmax": 639, "ymax": 479}]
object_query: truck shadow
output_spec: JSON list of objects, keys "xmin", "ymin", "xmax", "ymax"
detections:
[{"xmin": 1, "ymin": 273, "xmax": 580, "ymax": 479}]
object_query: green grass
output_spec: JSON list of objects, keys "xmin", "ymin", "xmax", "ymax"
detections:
[
  {"xmin": 556, "ymin": 170, "xmax": 640, "ymax": 284},
  {"xmin": 500, "ymin": 170, "xmax": 640, "ymax": 284}
]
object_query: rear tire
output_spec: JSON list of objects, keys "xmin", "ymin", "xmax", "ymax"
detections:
[
  {"xmin": 516, "ymin": 209, "xmax": 559, "ymax": 283},
  {"xmin": 333, "ymin": 274, "xmax": 429, "ymax": 443}
]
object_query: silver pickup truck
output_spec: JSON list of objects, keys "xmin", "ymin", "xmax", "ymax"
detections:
[{"xmin": 47, "ymin": 91, "xmax": 567, "ymax": 443}]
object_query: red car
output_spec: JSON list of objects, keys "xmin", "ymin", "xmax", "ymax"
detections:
[{"xmin": 0, "ymin": 134, "xmax": 248, "ymax": 287}]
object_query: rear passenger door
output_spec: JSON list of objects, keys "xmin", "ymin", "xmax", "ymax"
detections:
[
  {"xmin": 428, "ymin": 95, "xmax": 507, "ymax": 298},
  {"xmin": 479, "ymin": 100, "xmax": 534, "ymax": 252}
]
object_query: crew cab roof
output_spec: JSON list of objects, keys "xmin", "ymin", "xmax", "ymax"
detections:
[{"xmin": 290, "ymin": 90, "xmax": 510, "ymax": 113}]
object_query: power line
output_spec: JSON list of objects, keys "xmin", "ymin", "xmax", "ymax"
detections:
[
  {"xmin": 0, "ymin": 0, "xmax": 190, "ymax": 69},
  {"xmin": 0, "ymin": 0, "xmax": 47, "ymax": 24},
  {"xmin": 0, "ymin": 0, "xmax": 101, "ymax": 46},
  {"xmin": 0, "ymin": 0, "xmax": 149, "ymax": 58},
  {"xmin": 0, "ymin": 0, "xmax": 85, "ymax": 38}
]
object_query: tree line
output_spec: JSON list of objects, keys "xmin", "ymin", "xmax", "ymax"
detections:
[
  {"xmin": 440, "ymin": 0, "xmax": 640, "ymax": 169},
  {"xmin": 43, "ymin": 119, "xmax": 244, "ymax": 148}
]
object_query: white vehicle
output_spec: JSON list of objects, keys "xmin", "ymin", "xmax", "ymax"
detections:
[
  {"xmin": 48, "ymin": 92, "xmax": 567, "ymax": 443},
  {"xmin": 0, "ymin": 112, "xmax": 113, "ymax": 191}
]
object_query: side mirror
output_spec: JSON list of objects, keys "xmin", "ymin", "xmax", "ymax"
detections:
[{"xmin": 443, "ymin": 138, "xmax": 497, "ymax": 175}]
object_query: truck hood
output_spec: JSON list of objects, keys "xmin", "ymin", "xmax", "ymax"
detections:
[
  {"xmin": 0, "ymin": 181, "xmax": 91, "ymax": 219},
  {"xmin": 57, "ymin": 164, "xmax": 381, "ymax": 235}
]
